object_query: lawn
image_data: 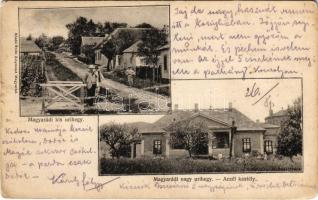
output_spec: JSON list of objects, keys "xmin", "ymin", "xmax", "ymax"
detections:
[{"xmin": 100, "ymin": 157, "xmax": 302, "ymax": 175}]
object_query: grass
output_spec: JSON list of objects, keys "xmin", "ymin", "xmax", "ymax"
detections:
[
  {"xmin": 45, "ymin": 52, "xmax": 82, "ymax": 81},
  {"xmin": 100, "ymin": 157, "xmax": 302, "ymax": 174}
]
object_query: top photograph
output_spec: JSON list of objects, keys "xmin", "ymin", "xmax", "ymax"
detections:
[{"xmin": 19, "ymin": 5, "xmax": 171, "ymax": 116}]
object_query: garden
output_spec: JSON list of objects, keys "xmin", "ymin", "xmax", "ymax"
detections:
[
  {"xmin": 100, "ymin": 156, "xmax": 302, "ymax": 175},
  {"xmin": 103, "ymin": 68, "xmax": 170, "ymax": 96}
]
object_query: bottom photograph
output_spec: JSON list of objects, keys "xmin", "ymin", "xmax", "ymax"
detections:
[{"xmin": 98, "ymin": 79, "xmax": 303, "ymax": 175}]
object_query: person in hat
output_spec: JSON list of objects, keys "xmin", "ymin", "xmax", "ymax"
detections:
[
  {"xmin": 94, "ymin": 65, "xmax": 106, "ymax": 97},
  {"xmin": 125, "ymin": 66, "xmax": 136, "ymax": 87},
  {"xmin": 85, "ymin": 64, "xmax": 97, "ymax": 106}
]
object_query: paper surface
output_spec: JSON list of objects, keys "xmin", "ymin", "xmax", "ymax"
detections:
[{"xmin": 0, "ymin": 1, "xmax": 317, "ymax": 198}]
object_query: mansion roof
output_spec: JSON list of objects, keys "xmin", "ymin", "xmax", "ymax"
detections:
[{"xmin": 127, "ymin": 108, "xmax": 270, "ymax": 134}]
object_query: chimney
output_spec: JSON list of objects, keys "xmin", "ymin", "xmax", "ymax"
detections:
[
  {"xmin": 269, "ymin": 101, "xmax": 273, "ymax": 116},
  {"xmin": 194, "ymin": 103, "xmax": 199, "ymax": 112},
  {"xmin": 229, "ymin": 102, "xmax": 233, "ymax": 111},
  {"xmin": 174, "ymin": 104, "xmax": 178, "ymax": 111}
]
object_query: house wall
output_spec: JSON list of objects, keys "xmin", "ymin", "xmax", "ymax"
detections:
[
  {"xmin": 233, "ymin": 131, "xmax": 264, "ymax": 157},
  {"xmin": 138, "ymin": 133, "xmax": 167, "ymax": 158},
  {"xmin": 121, "ymin": 52, "xmax": 137, "ymax": 68},
  {"xmin": 158, "ymin": 49, "xmax": 170, "ymax": 80},
  {"xmin": 94, "ymin": 49, "xmax": 109, "ymax": 67},
  {"xmin": 264, "ymin": 127, "xmax": 280, "ymax": 154}
]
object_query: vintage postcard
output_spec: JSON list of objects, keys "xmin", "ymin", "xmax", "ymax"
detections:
[{"xmin": 0, "ymin": 1, "xmax": 317, "ymax": 199}]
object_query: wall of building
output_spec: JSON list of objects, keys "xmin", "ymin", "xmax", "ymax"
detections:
[
  {"xmin": 233, "ymin": 131, "xmax": 264, "ymax": 157},
  {"xmin": 121, "ymin": 53, "xmax": 136, "ymax": 68},
  {"xmin": 263, "ymin": 127, "xmax": 280, "ymax": 154},
  {"xmin": 95, "ymin": 49, "xmax": 109, "ymax": 67},
  {"xmin": 141, "ymin": 133, "xmax": 167, "ymax": 158},
  {"xmin": 158, "ymin": 49, "xmax": 170, "ymax": 80}
]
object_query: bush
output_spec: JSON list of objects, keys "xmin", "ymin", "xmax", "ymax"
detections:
[
  {"xmin": 102, "ymin": 69, "xmax": 170, "ymax": 96},
  {"xmin": 20, "ymin": 55, "xmax": 46, "ymax": 96},
  {"xmin": 100, "ymin": 157, "xmax": 302, "ymax": 174}
]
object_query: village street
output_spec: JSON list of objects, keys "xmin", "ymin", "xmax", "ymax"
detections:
[{"xmin": 52, "ymin": 52, "xmax": 170, "ymax": 112}]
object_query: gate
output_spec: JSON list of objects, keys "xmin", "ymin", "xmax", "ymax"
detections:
[{"xmin": 40, "ymin": 81, "xmax": 86, "ymax": 113}]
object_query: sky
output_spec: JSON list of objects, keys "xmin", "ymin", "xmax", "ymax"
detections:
[
  {"xmin": 171, "ymin": 78, "xmax": 302, "ymax": 122},
  {"xmin": 19, "ymin": 6, "xmax": 169, "ymax": 38}
]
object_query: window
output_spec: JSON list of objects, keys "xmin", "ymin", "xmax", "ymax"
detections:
[
  {"xmin": 163, "ymin": 55, "xmax": 168, "ymax": 71},
  {"xmin": 153, "ymin": 140, "xmax": 162, "ymax": 154},
  {"xmin": 242, "ymin": 138, "xmax": 251, "ymax": 153},
  {"xmin": 264, "ymin": 140, "xmax": 273, "ymax": 154},
  {"xmin": 212, "ymin": 132, "xmax": 229, "ymax": 148}
]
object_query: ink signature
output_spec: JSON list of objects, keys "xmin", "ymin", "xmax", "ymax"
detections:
[
  {"xmin": 245, "ymin": 82, "xmax": 279, "ymax": 105},
  {"xmin": 48, "ymin": 172, "xmax": 120, "ymax": 192}
]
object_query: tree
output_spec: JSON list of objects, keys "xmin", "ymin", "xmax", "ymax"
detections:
[
  {"xmin": 51, "ymin": 36, "xmax": 65, "ymax": 50},
  {"xmin": 100, "ymin": 122, "xmax": 140, "ymax": 159},
  {"xmin": 102, "ymin": 22, "xmax": 127, "ymax": 34},
  {"xmin": 35, "ymin": 33, "xmax": 50, "ymax": 49},
  {"xmin": 100, "ymin": 40, "xmax": 116, "ymax": 71},
  {"xmin": 135, "ymin": 23, "xmax": 153, "ymax": 28},
  {"xmin": 101, "ymin": 30, "xmax": 135, "ymax": 71},
  {"xmin": 26, "ymin": 34, "xmax": 33, "ymax": 40},
  {"xmin": 66, "ymin": 17, "xmax": 97, "ymax": 55},
  {"xmin": 167, "ymin": 119, "xmax": 209, "ymax": 158},
  {"xmin": 277, "ymin": 97, "xmax": 302, "ymax": 161},
  {"xmin": 81, "ymin": 44, "xmax": 96, "ymax": 64},
  {"xmin": 137, "ymin": 28, "xmax": 167, "ymax": 81}
]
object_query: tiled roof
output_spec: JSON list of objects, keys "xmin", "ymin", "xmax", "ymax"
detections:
[
  {"xmin": 265, "ymin": 109, "xmax": 288, "ymax": 120},
  {"xmin": 128, "ymin": 122, "xmax": 165, "ymax": 134},
  {"xmin": 259, "ymin": 123, "xmax": 280, "ymax": 129},
  {"xmin": 157, "ymin": 44, "xmax": 170, "ymax": 51},
  {"xmin": 20, "ymin": 38, "xmax": 42, "ymax": 53},
  {"xmin": 94, "ymin": 28, "xmax": 150, "ymax": 49},
  {"xmin": 152, "ymin": 109, "xmax": 265, "ymax": 131},
  {"xmin": 123, "ymin": 40, "xmax": 142, "ymax": 53},
  {"xmin": 81, "ymin": 37, "xmax": 105, "ymax": 46}
]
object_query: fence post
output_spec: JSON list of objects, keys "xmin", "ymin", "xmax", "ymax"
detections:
[{"xmin": 80, "ymin": 85, "xmax": 85, "ymax": 105}]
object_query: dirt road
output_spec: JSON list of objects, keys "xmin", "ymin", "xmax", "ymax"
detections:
[{"xmin": 53, "ymin": 52, "xmax": 170, "ymax": 112}]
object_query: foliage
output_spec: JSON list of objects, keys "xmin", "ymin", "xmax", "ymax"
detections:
[
  {"xmin": 135, "ymin": 23, "xmax": 154, "ymax": 28},
  {"xmin": 100, "ymin": 156, "xmax": 302, "ymax": 174},
  {"xmin": 101, "ymin": 30, "xmax": 135, "ymax": 71},
  {"xmin": 20, "ymin": 55, "xmax": 46, "ymax": 96},
  {"xmin": 103, "ymin": 69, "xmax": 170, "ymax": 96},
  {"xmin": 34, "ymin": 34, "xmax": 65, "ymax": 51},
  {"xmin": 81, "ymin": 44, "xmax": 96, "ymax": 64},
  {"xmin": 66, "ymin": 17, "xmax": 97, "ymax": 55},
  {"xmin": 98, "ymin": 22, "xmax": 127, "ymax": 35},
  {"xmin": 51, "ymin": 36, "xmax": 65, "ymax": 50},
  {"xmin": 100, "ymin": 122, "xmax": 141, "ymax": 158},
  {"xmin": 26, "ymin": 34, "xmax": 32, "ymax": 40},
  {"xmin": 167, "ymin": 119, "xmax": 209, "ymax": 157},
  {"xmin": 277, "ymin": 97, "xmax": 302, "ymax": 160},
  {"xmin": 66, "ymin": 17, "xmax": 128, "ymax": 55},
  {"xmin": 137, "ymin": 28, "xmax": 167, "ymax": 68},
  {"xmin": 35, "ymin": 33, "xmax": 50, "ymax": 49}
]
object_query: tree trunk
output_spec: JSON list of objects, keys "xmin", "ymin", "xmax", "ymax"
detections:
[
  {"xmin": 106, "ymin": 58, "xmax": 112, "ymax": 71},
  {"xmin": 289, "ymin": 156, "xmax": 294, "ymax": 162},
  {"xmin": 188, "ymin": 150, "xmax": 192, "ymax": 158}
]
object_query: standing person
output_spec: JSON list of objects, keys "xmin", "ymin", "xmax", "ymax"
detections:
[
  {"xmin": 125, "ymin": 66, "xmax": 136, "ymax": 87},
  {"xmin": 85, "ymin": 65, "xmax": 97, "ymax": 106},
  {"xmin": 94, "ymin": 65, "xmax": 106, "ymax": 97}
]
